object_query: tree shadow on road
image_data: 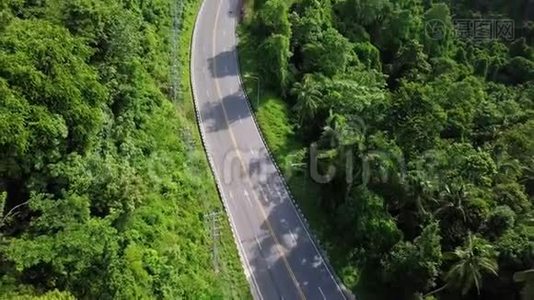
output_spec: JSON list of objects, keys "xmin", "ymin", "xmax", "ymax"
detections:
[
  {"xmin": 200, "ymin": 91, "xmax": 250, "ymax": 133},
  {"xmin": 246, "ymin": 176, "xmax": 348, "ymax": 298},
  {"xmin": 207, "ymin": 48, "xmax": 240, "ymax": 78},
  {"xmin": 236, "ymin": 154, "xmax": 349, "ymax": 298}
]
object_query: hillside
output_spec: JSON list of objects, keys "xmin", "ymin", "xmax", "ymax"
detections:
[
  {"xmin": 0, "ymin": 0, "xmax": 248, "ymax": 298},
  {"xmin": 239, "ymin": 0, "xmax": 534, "ymax": 299}
]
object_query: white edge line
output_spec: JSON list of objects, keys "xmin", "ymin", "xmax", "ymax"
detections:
[{"xmin": 318, "ymin": 287, "xmax": 326, "ymax": 300}]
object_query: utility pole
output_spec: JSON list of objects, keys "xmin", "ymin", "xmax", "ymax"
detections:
[
  {"xmin": 205, "ymin": 211, "xmax": 223, "ymax": 273},
  {"xmin": 170, "ymin": 0, "xmax": 184, "ymax": 103}
]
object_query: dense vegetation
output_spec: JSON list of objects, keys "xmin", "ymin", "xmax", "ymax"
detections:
[
  {"xmin": 0, "ymin": 0, "xmax": 248, "ymax": 298},
  {"xmin": 242, "ymin": 0, "xmax": 534, "ymax": 299}
]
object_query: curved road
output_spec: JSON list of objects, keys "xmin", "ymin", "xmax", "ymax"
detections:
[{"xmin": 191, "ymin": 0, "xmax": 347, "ymax": 298}]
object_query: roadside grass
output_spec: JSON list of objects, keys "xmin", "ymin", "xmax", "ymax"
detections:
[
  {"xmin": 175, "ymin": 0, "xmax": 250, "ymax": 298},
  {"xmin": 237, "ymin": 14, "xmax": 384, "ymax": 299}
]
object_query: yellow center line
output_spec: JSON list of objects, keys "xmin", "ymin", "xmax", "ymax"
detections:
[{"xmin": 210, "ymin": 1, "xmax": 306, "ymax": 299}]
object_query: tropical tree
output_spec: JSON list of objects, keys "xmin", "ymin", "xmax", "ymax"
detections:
[
  {"xmin": 259, "ymin": 33, "xmax": 292, "ymax": 91},
  {"xmin": 382, "ymin": 222, "xmax": 442, "ymax": 298},
  {"xmin": 426, "ymin": 234, "xmax": 498, "ymax": 296},
  {"xmin": 390, "ymin": 40, "xmax": 431, "ymax": 84},
  {"xmin": 258, "ymin": 0, "xmax": 291, "ymax": 36},
  {"xmin": 433, "ymin": 183, "xmax": 469, "ymax": 222},
  {"xmin": 291, "ymin": 74, "xmax": 323, "ymax": 125},
  {"xmin": 422, "ymin": 3, "xmax": 454, "ymax": 58},
  {"xmin": 301, "ymin": 27, "xmax": 353, "ymax": 76},
  {"xmin": 315, "ymin": 112, "xmax": 363, "ymax": 202},
  {"xmin": 338, "ymin": 0, "xmax": 392, "ymax": 28},
  {"xmin": 388, "ymin": 81, "xmax": 447, "ymax": 155}
]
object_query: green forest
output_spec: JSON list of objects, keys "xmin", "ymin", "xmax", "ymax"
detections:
[
  {"xmin": 241, "ymin": 0, "xmax": 534, "ymax": 299},
  {"xmin": 0, "ymin": 0, "xmax": 249, "ymax": 298}
]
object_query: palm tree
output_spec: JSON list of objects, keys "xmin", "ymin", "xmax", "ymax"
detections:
[
  {"xmin": 291, "ymin": 74, "xmax": 323, "ymax": 125},
  {"xmin": 493, "ymin": 152, "xmax": 521, "ymax": 183},
  {"xmin": 433, "ymin": 183, "xmax": 469, "ymax": 222},
  {"xmin": 444, "ymin": 234, "xmax": 498, "ymax": 295},
  {"xmin": 402, "ymin": 170, "xmax": 436, "ymax": 216},
  {"xmin": 425, "ymin": 233, "xmax": 498, "ymax": 297},
  {"xmin": 317, "ymin": 112, "xmax": 357, "ymax": 202}
]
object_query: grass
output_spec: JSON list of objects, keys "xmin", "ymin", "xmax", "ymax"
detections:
[
  {"xmin": 237, "ymin": 12, "xmax": 380, "ymax": 298},
  {"xmin": 174, "ymin": 0, "xmax": 250, "ymax": 298}
]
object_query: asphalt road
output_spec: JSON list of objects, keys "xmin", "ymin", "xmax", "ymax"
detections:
[{"xmin": 191, "ymin": 0, "xmax": 348, "ymax": 299}]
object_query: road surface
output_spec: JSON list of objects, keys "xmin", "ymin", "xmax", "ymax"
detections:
[{"xmin": 191, "ymin": 0, "xmax": 348, "ymax": 298}]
